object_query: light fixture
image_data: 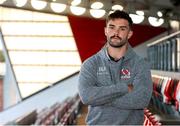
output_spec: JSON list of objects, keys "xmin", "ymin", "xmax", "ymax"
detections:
[
  {"xmin": 31, "ymin": 0, "xmax": 47, "ymax": 10},
  {"xmin": 112, "ymin": 5, "xmax": 123, "ymax": 10},
  {"xmin": 109, "ymin": 4, "xmax": 124, "ymax": 15},
  {"xmin": 136, "ymin": 10, "xmax": 144, "ymax": 16},
  {"xmin": 90, "ymin": 9, "xmax": 106, "ymax": 18},
  {"xmin": 157, "ymin": 11, "xmax": 163, "ymax": 17},
  {"xmin": 71, "ymin": 0, "xmax": 81, "ymax": 6},
  {"xmin": 129, "ymin": 13, "xmax": 144, "ymax": 24},
  {"xmin": 13, "ymin": 0, "xmax": 27, "ymax": 7},
  {"xmin": 91, "ymin": 1, "xmax": 104, "ymax": 9},
  {"xmin": 50, "ymin": 2, "xmax": 67, "ymax": 13},
  {"xmin": 111, "ymin": 0, "xmax": 124, "ymax": 11},
  {"xmin": 169, "ymin": 20, "xmax": 179, "ymax": 31},
  {"xmin": 70, "ymin": 6, "xmax": 86, "ymax": 15},
  {"xmin": 148, "ymin": 16, "xmax": 164, "ymax": 27}
]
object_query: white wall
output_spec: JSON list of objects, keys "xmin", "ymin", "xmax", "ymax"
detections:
[{"xmin": 0, "ymin": 73, "xmax": 79, "ymax": 124}]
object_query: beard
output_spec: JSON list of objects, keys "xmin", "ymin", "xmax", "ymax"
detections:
[{"xmin": 107, "ymin": 35, "xmax": 127, "ymax": 48}]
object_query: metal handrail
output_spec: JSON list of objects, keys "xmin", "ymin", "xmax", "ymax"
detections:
[{"xmin": 147, "ymin": 30, "xmax": 180, "ymax": 47}]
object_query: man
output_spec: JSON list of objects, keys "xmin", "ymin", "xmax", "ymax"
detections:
[{"xmin": 78, "ymin": 10, "xmax": 153, "ymax": 125}]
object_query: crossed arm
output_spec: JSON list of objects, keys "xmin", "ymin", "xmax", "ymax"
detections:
[
  {"xmin": 78, "ymin": 59, "xmax": 153, "ymax": 109},
  {"xmin": 78, "ymin": 64, "xmax": 129, "ymax": 105}
]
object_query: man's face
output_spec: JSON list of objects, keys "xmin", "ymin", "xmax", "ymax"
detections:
[{"xmin": 104, "ymin": 18, "xmax": 133, "ymax": 48}]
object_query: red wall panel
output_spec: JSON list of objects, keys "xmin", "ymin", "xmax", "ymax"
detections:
[
  {"xmin": 130, "ymin": 25, "xmax": 167, "ymax": 47},
  {"xmin": 68, "ymin": 15, "xmax": 106, "ymax": 62},
  {"xmin": 68, "ymin": 15, "xmax": 167, "ymax": 62}
]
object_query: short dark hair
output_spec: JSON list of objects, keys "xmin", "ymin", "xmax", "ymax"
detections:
[{"xmin": 106, "ymin": 10, "xmax": 133, "ymax": 28}]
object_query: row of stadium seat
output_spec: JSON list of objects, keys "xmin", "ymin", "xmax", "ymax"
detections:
[
  {"xmin": 151, "ymin": 75, "xmax": 180, "ymax": 125},
  {"xmin": 143, "ymin": 108, "xmax": 161, "ymax": 126},
  {"xmin": 6, "ymin": 94, "xmax": 82, "ymax": 125},
  {"xmin": 152, "ymin": 75, "xmax": 180, "ymax": 111}
]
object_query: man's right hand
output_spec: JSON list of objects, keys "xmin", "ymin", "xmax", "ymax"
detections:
[{"xmin": 128, "ymin": 84, "xmax": 133, "ymax": 92}]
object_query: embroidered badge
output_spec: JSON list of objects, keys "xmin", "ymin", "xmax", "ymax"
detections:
[
  {"xmin": 120, "ymin": 68, "xmax": 131, "ymax": 79},
  {"xmin": 97, "ymin": 66, "xmax": 108, "ymax": 75}
]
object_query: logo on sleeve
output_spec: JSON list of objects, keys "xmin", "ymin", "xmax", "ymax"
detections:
[{"xmin": 120, "ymin": 68, "xmax": 131, "ymax": 79}]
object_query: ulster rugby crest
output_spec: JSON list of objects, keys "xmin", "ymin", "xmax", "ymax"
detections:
[{"xmin": 120, "ymin": 68, "xmax": 131, "ymax": 79}]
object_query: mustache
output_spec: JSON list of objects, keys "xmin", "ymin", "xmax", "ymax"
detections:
[{"xmin": 110, "ymin": 35, "xmax": 121, "ymax": 40}]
